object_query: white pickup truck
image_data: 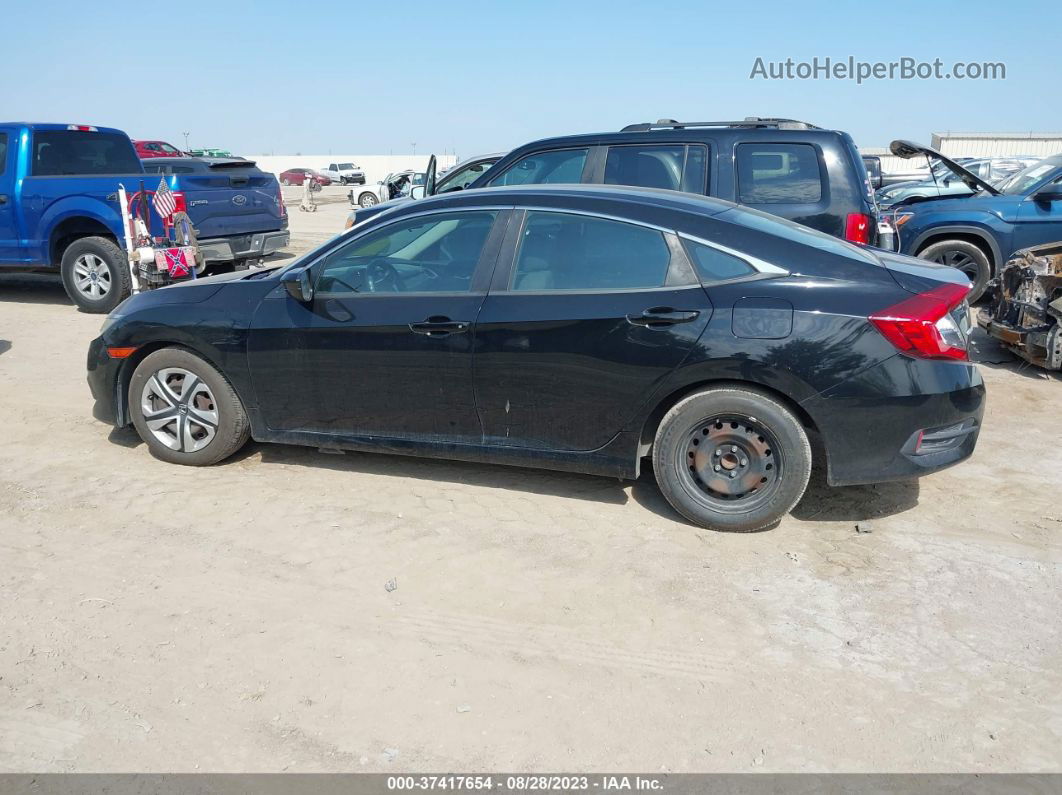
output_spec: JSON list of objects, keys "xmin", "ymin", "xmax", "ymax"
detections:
[{"xmin": 319, "ymin": 162, "xmax": 366, "ymax": 185}]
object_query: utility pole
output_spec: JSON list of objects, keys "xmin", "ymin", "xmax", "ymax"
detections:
[
  {"xmin": 182, "ymin": 131, "xmax": 190, "ymax": 150},
  {"xmin": 411, "ymin": 142, "xmax": 417, "ymax": 156}
]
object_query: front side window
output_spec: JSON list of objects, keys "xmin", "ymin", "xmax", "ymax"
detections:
[
  {"xmin": 490, "ymin": 149, "xmax": 588, "ymax": 186},
  {"xmin": 736, "ymin": 143, "xmax": 823, "ymax": 204},
  {"xmin": 604, "ymin": 144, "xmax": 685, "ymax": 191},
  {"xmin": 315, "ymin": 211, "xmax": 498, "ymax": 296},
  {"xmin": 438, "ymin": 159, "xmax": 497, "ymax": 193},
  {"xmin": 32, "ymin": 131, "xmax": 141, "ymax": 176},
  {"xmin": 511, "ymin": 211, "xmax": 671, "ymax": 291}
]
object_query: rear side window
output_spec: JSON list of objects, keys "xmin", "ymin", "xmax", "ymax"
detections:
[
  {"xmin": 605, "ymin": 144, "xmax": 685, "ymax": 191},
  {"xmin": 0, "ymin": 133, "xmax": 7, "ymax": 176},
  {"xmin": 736, "ymin": 143, "xmax": 823, "ymax": 204},
  {"xmin": 490, "ymin": 149, "xmax": 588, "ymax": 186},
  {"xmin": 511, "ymin": 211, "xmax": 671, "ymax": 291},
  {"xmin": 683, "ymin": 239, "xmax": 757, "ymax": 282},
  {"xmin": 32, "ymin": 131, "xmax": 141, "ymax": 176}
]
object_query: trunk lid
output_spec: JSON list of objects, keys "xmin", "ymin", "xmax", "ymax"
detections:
[{"xmin": 172, "ymin": 160, "xmax": 284, "ymax": 239}]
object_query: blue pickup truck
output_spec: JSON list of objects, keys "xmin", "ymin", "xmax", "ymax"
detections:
[{"xmin": 0, "ymin": 122, "xmax": 288, "ymax": 313}]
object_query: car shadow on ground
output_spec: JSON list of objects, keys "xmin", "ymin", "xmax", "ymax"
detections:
[
  {"xmin": 0, "ymin": 340, "xmax": 10, "ymax": 356},
  {"xmin": 0, "ymin": 274, "xmax": 72, "ymax": 306},
  {"xmin": 108, "ymin": 424, "xmax": 921, "ymax": 530}
]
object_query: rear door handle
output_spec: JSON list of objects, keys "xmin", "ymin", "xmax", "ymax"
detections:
[
  {"xmin": 626, "ymin": 308, "xmax": 700, "ymax": 327},
  {"xmin": 409, "ymin": 317, "xmax": 470, "ymax": 337}
]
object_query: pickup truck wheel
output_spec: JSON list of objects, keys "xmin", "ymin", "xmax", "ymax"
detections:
[
  {"xmin": 60, "ymin": 236, "xmax": 130, "ymax": 314},
  {"xmin": 917, "ymin": 240, "xmax": 991, "ymax": 301},
  {"xmin": 358, "ymin": 192, "xmax": 379, "ymax": 208},
  {"xmin": 129, "ymin": 348, "xmax": 250, "ymax": 466},
  {"xmin": 652, "ymin": 387, "xmax": 812, "ymax": 532}
]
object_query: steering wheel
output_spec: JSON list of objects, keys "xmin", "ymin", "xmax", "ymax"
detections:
[{"xmin": 366, "ymin": 259, "xmax": 402, "ymax": 292}]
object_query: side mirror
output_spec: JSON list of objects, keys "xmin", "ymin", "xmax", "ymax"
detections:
[
  {"xmin": 1034, "ymin": 183, "xmax": 1062, "ymax": 202},
  {"xmin": 409, "ymin": 185, "xmax": 426, "ymax": 199},
  {"xmin": 282, "ymin": 268, "xmax": 314, "ymax": 302}
]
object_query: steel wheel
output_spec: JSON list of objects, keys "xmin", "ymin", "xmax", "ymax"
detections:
[
  {"xmin": 140, "ymin": 367, "xmax": 219, "ymax": 452},
  {"xmin": 677, "ymin": 414, "xmax": 783, "ymax": 515},
  {"xmin": 359, "ymin": 192, "xmax": 378, "ymax": 207},
  {"xmin": 73, "ymin": 253, "xmax": 112, "ymax": 299}
]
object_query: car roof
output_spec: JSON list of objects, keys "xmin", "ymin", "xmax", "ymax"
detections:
[
  {"xmin": 505, "ymin": 127, "xmax": 848, "ymax": 153},
  {"xmin": 389, "ymin": 183, "xmax": 736, "ymax": 219},
  {"xmin": 3, "ymin": 122, "xmax": 129, "ymax": 136}
]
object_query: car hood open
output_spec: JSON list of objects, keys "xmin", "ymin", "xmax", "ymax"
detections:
[{"xmin": 889, "ymin": 140, "xmax": 1000, "ymax": 196}]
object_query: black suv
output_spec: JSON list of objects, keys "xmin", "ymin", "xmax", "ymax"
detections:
[{"xmin": 464, "ymin": 118, "xmax": 881, "ymax": 246}]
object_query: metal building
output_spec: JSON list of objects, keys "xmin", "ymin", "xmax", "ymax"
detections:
[{"xmin": 930, "ymin": 132, "xmax": 1062, "ymax": 159}]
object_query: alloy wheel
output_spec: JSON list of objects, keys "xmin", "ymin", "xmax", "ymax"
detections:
[
  {"xmin": 73, "ymin": 254, "xmax": 112, "ymax": 299},
  {"xmin": 931, "ymin": 249, "xmax": 977, "ymax": 281},
  {"xmin": 359, "ymin": 193, "xmax": 378, "ymax": 207},
  {"xmin": 140, "ymin": 367, "xmax": 219, "ymax": 452},
  {"xmin": 678, "ymin": 415, "xmax": 782, "ymax": 513}
]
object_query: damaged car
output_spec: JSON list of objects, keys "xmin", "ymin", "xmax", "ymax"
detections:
[
  {"xmin": 887, "ymin": 143, "xmax": 1062, "ymax": 301},
  {"xmin": 978, "ymin": 241, "xmax": 1062, "ymax": 370}
]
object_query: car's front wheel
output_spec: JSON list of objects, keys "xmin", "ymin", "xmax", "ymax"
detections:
[
  {"xmin": 918, "ymin": 239, "xmax": 991, "ymax": 301},
  {"xmin": 358, "ymin": 191, "xmax": 379, "ymax": 208},
  {"xmin": 129, "ymin": 348, "xmax": 250, "ymax": 466},
  {"xmin": 652, "ymin": 386, "xmax": 812, "ymax": 532}
]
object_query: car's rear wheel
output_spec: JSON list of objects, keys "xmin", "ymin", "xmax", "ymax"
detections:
[
  {"xmin": 358, "ymin": 192, "xmax": 379, "ymax": 208},
  {"xmin": 652, "ymin": 386, "xmax": 812, "ymax": 532},
  {"xmin": 918, "ymin": 239, "xmax": 991, "ymax": 301},
  {"xmin": 60, "ymin": 236, "xmax": 131, "ymax": 314},
  {"xmin": 129, "ymin": 348, "xmax": 250, "ymax": 466}
]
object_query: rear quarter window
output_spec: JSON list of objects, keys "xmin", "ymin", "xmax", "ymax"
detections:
[
  {"xmin": 736, "ymin": 143, "xmax": 823, "ymax": 204},
  {"xmin": 32, "ymin": 130, "xmax": 141, "ymax": 176}
]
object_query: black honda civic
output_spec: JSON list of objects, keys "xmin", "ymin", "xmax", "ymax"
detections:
[{"xmin": 88, "ymin": 185, "xmax": 985, "ymax": 531}]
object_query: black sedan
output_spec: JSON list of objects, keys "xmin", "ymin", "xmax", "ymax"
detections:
[{"xmin": 88, "ymin": 185, "xmax": 985, "ymax": 531}]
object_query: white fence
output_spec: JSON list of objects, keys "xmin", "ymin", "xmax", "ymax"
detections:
[{"xmin": 248, "ymin": 154, "xmax": 458, "ymax": 186}]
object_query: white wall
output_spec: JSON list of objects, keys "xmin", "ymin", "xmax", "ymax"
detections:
[{"xmin": 249, "ymin": 154, "xmax": 457, "ymax": 186}]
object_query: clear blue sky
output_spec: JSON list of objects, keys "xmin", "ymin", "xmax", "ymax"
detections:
[{"xmin": 4, "ymin": 0, "xmax": 1059, "ymax": 157}]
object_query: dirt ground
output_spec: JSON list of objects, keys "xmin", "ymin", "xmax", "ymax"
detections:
[{"xmin": 1, "ymin": 198, "xmax": 1060, "ymax": 773}]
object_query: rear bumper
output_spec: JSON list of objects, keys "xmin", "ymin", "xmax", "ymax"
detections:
[
  {"xmin": 802, "ymin": 356, "xmax": 986, "ymax": 486},
  {"xmin": 198, "ymin": 229, "xmax": 290, "ymax": 263}
]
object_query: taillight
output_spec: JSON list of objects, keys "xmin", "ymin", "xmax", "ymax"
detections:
[
  {"xmin": 869, "ymin": 283, "xmax": 972, "ymax": 361},
  {"xmin": 845, "ymin": 212, "xmax": 871, "ymax": 245},
  {"xmin": 277, "ymin": 184, "xmax": 286, "ymax": 216},
  {"xmin": 171, "ymin": 190, "xmax": 187, "ymax": 215}
]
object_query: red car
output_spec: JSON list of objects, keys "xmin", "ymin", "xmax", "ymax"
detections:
[
  {"xmin": 279, "ymin": 168, "xmax": 332, "ymax": 187},
  {"xmin": 134, "ymin": 140, "xmax": 187, "ymax": 159}
]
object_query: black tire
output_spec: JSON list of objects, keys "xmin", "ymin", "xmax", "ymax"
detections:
[
  {"xmin": 917, "ymin": 239, "xmax": 992, "ymax": 301},
  {"xmin": 129, "ymin": 348, "xmax": 250, "ymax": 466},
  {"xmin": 652, "ymin": 386, "xmax": 812, "ymax": 532},
  {"xmin": 358, "ymin": 192, "xmax": 379, "ymax": 208},
  {"xmin": 60, "ymin": 236, "xmax": 130, "ymax": 314}
]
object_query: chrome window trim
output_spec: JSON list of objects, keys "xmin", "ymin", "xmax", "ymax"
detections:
[
  {"xmin": 678, "ymin": 232, "xmax": 789, "ymax": 276},
  {"xmin": 511, "ymin": 205, "xmax": 673, "ymax": 234}
]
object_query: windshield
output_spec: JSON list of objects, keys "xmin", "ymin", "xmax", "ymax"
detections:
[
  {"xmin": 1000, "ymin": 160, "xmax": 1062, "ymax": 195},
  {"xmin": 338, "ymin": 163, "xmax": 356, "ymax": 169}
]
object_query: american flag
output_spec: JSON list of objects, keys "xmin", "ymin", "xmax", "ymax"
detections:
[{"xmin": 152, "ymin": 178, "xmax": 177, "ymax": 220}]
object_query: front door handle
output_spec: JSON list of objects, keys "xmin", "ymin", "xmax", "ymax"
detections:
[
  {"xmin": 409, "ymin": 316, "xmax": 470, "ymax": 337},
  {"xmin": 626, "ymin": 308, "xmax": 700, "ymax": 328}
]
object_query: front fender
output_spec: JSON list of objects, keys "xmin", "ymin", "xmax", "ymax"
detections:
[{"xmin": 905, "ymin": 220, "xmax": 1003, "ymax": 265}]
